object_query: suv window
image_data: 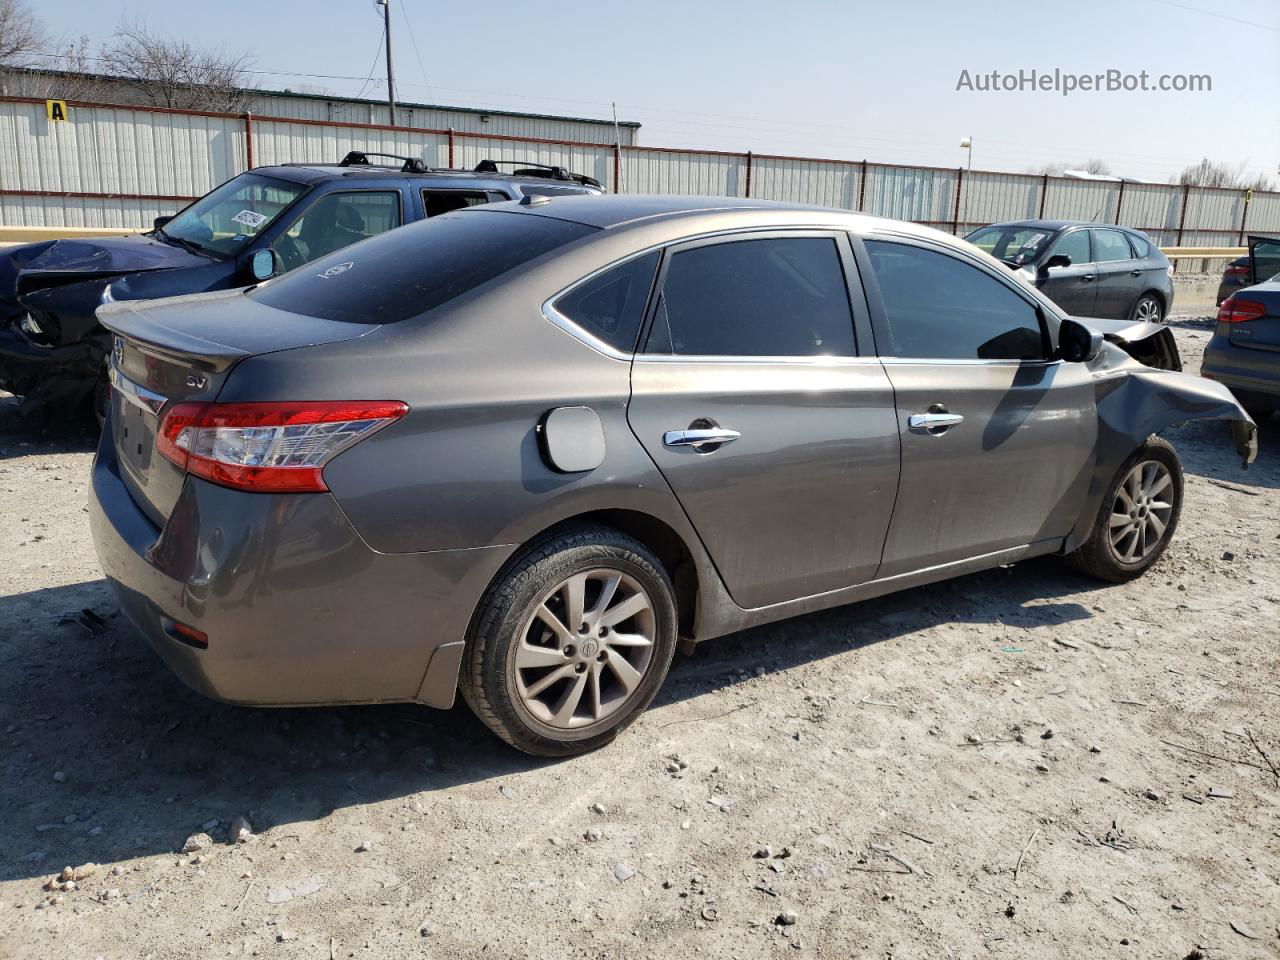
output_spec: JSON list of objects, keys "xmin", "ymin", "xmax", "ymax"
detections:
[
  {"xmin": 553, "ymin": 252, "xmax": 659, "ymax": 353},
  {"xmin": 645, "ymin": 236, "xmax": 856, "ymax": 357},
  {"xmin": 274, "ymin": 191, "xmax": 401, "ymax": 271},
  {"xmin": 423, "ymin": 189, "xmax": 504, "ymax": 218},
  {"xmin": 252, "ymin": 209, "xmax": 595, "ymax": 324},
  {"xmin": 163, "ymin": 172, "xmax": 307, "ymax": 258},
  {"xmin": 1093, "ymin": 229, "xmax": 1134, "ymax": 263},
  {"xmin": 1048, "ymin": 229, "xmax": 1091, "ymax": 266},
  {"xmin": 865, "ymin": 240, "xmax": 1046, "ymax": 361}
]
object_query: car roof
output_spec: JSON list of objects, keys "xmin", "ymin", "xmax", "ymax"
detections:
[
  {"xmin": 468, "ymin": 194, "xmax": 886, "ymax": 230},
  {"xmin": 985, "ymin": 218, "xmax": 1149, "ymax": 236}
]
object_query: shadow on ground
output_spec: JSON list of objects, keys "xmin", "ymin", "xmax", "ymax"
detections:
[{"xmin": 0, "ymin": 556, "xmax": 1100, "ymax": 884}]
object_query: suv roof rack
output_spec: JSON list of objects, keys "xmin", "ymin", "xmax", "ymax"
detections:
[
  {"xmin": 473, "ymin": 159, "xmax": 602, "ymax": 189},
  {"xmin": 339, "ymin": 151, "xmax": 431, "ymax": 174}
]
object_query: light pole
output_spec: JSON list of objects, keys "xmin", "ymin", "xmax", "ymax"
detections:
[
  {"xmin": 376, "ymin": 0, "xmax": 396, "ymax": 126},
  {"xmin": 959, "ymin": 136, "xmax": 972, "ymax": 172}
]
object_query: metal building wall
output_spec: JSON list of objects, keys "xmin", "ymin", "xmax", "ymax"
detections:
[
  {"xmin": 246, "ymin": 91, "xmax": 634, "ymax": 145},
  {"xmin": 2, "ymin": 95, "xmax": 1277, "ymax": 244}
]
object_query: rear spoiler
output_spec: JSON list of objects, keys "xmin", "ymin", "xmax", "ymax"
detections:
[{"xmin": 473, "ymin": 159, "xmax": 602, "ymax": 190}]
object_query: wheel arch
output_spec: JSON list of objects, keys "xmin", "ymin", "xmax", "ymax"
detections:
[{"xmin": 500, "ymin": 509, "xmax": 703, "ymax": 639}]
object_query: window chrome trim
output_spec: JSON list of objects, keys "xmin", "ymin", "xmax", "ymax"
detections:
[
  {"xmin": 108, "ymin": 361, "xmax": 167, "ymax": 416},
  {"xmin": 540, "ymin": 224, "xmax": 863, "ymax": 361}
]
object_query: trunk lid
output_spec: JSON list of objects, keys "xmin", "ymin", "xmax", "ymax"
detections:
[{"xmin": 99, "ymin": 288, "xmax": 378, "ymax": 525}]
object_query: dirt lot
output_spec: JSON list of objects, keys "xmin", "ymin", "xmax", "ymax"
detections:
[{"xmin": 1, "ymin": 320, "xmax": 1277, "ymax": 960}]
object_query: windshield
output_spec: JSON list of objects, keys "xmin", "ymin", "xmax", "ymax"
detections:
[
  {"xmin": 161, "ymin": 173, "xmax": 308, "ymax": 258},
  {"xmin": 965, "ymin": 225, "xmax": 1058, "ymax": 266},
  {"xmin": 250, "ymin": 208, "xmax": 596, "ymax": 324}
]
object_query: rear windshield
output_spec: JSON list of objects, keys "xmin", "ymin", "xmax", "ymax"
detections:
[{"xmin": 250, "ymin": 209, "xmax": 596, "ymax": 324}]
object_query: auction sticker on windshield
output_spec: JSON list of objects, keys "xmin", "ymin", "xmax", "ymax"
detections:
[{"xmin": 232, "ymin": 209, "xmax": 270, "ymax": 229}]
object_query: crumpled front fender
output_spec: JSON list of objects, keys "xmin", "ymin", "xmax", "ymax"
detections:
[{"xmin": 1063, "ymin": 359, "xmax": 1258, "ymax": 553}]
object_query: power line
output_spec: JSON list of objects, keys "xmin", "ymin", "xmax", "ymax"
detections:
[
  {"xmin": 1147, "ymin": 0, "xmax": 1279, "ymax": 31},
  {"xmin": 398, "ymin": 0, "xmax": 435, "ymax": 103}
]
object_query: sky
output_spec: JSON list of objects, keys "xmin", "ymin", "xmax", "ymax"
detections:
[{"xmin": 25, "ymin": 0, "xmax": 1280, "ymax": 184}]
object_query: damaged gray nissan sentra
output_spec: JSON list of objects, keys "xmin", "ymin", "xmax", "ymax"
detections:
[{"xmin": 88, "ymin": 195, "xmax": 1258, "ymax": 756}]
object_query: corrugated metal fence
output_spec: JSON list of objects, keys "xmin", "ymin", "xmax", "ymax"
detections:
[{"xmin": 3, "ymin": 96, "xmax": 1277, "ymax": 247}]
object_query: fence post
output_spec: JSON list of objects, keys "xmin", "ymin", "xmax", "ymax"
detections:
[
  {"xmin": 744, "ymin": 150, "xmax": 752, "ymax": 199},
  {"xmin": 1238, "ymin": 188, "xmax": 1252, "ymax": 245},
  {"xmin": 858, "ymin": 159, "xmax": 868, "ymax": 212},
  {"xmin": 243, "ymin": 112, "xmax": 254, "ymax": 171},
  {"xmin": 1176, "ymin": 183, "xmax": 1190, "ymax": 246},
  {"xmin": 1114, "ymin": 178, "xmax": 1126, "ymax": 225},
  {"xmin": 447, "ymin": 127, "xmax": 454, "ymax": 167},
  {"xmin": 613, "ymin": 143, "xmax": 621, "ymax": 194},
  {"xmin": 952, "ymin": 167, "xmax": 963, "ymax": 234},
  {"xmin": 1038, "ymin": 173, "xmax": 1048, "ymax": 218}
]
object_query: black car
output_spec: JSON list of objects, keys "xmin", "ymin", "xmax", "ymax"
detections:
[
  {"xmin": 1203, "ymin": 234, "xmax": 1280, "ymax": 419},
  {"xmin": 0, "ymin": 153, "xmax": 602, "ymax": 422},
  {"xmin": 966, "ymin": 220, "xmax": 1174, "ymax": 324}
]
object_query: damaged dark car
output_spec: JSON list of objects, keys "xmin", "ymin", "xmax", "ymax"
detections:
[{"xmin": 0, "ymin": 153, "xmax": 602, "ymax": 424}]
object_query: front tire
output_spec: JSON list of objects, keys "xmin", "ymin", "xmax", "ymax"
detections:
[
  {"xmin": 460, "ymin": 526, "xmax": 678, "ymax": 756},
  {"xmin": 1065, "ymin": 436, "xmax": 1183, "ymax": 582}
]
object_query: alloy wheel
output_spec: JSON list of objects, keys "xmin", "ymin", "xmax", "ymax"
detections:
[
  {"xmin": 1135, "ymin": 297, "xmax": 1162, "ymax": 323},
  {"xmin": 1108, "ymin": 460, "xmax": 1174, "ymax": 563},
  {"xmin": 512, "ymin": 568, "xmax": 657, "ymax": 730}
]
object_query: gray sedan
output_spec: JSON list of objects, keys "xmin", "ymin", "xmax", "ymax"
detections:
[{"xmin": 89, "ymin": 196, "xmax": 1257, "ymax": 756}]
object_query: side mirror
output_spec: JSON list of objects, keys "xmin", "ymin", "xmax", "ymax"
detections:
[
  {"xmin": 248, "ymin": 248, "xmax": 279, "ymax": 282},
  {"xmin": 1039, "ymin": 253, "xmax": 1071, "ymax": 275},
  {"xmin": 153, "ymin": 215, "xmax": 174, "ymax": 230},
  {"xmin": 1058, "ymin": 317, "xmax": 1103, "ymax": 363}
]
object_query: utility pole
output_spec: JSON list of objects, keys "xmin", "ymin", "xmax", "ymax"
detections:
[{"xmin": 378, "ymin": 0, "xmax": 396, "ymax": 126}]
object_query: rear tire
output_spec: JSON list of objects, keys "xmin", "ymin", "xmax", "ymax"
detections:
[
  {"xmin": 1130, "ymin": 294, "xmax": 1163, "ymax": 324},
  {"xmin": 459, "ymin": 526, "xmax": 678, "ymax": 757},
  {"xmin": 1065, "ymin": 436, "xmax": 1183, "ymax": 583}
]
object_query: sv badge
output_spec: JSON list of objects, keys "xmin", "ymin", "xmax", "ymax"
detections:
[{"xmin": 186, "ymin": 374, "xmax": 208, "ymax": 389}]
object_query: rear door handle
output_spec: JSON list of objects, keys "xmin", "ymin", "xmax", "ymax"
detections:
[
  {"xmin": 908, "ymin": 412, "xmax": 964, "ymax": 435},
  {"xmin": 1129, "ymin": 269, "xmax": 1141, "ymax": 276},
  {"xmin": 1080, "ymin": 274, "xmax": 1095, "ymax": 282},
  {"xmin": 663, "ymin": 428, "xmax": 741, "ymax": 450}
]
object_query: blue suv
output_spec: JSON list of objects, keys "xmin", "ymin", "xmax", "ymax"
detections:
[{"xmin": 0, "ymin": 152, "xmax": 603, "ymax": 423}]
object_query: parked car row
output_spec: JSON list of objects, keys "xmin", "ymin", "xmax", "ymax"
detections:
[
  {"xmin": 87, "ymin": 193, "xmax": 1257, "ymax": 755},
  {"xmin": 0, "ymin": 153, "xmax": 603, "ymax": 423}
]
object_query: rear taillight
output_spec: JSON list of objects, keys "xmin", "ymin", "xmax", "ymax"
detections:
[
  {"xmin": 157, "ymin": 400, "xmax": 408, "ymax": 493},
  {"xmin": 1216, "ymin": 296, "xmax": 1267, "ymax": 325},
  {"xmin": 1225, "ymin": 263, "xmax": 1250, "ymax": 279}
]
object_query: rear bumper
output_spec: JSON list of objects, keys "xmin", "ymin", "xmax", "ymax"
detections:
[
  {"xmin": 1202, "ymin": 335, "xmax": 1280, "ymax": 398},
  {"xmin": 88, "ymin": 422, "xmax": 513, "ymax": 708}
]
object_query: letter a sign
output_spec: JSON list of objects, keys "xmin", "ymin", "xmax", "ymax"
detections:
[{"xmin": 46, "ymin": 100, "xmax": 68, "ymax": 122}]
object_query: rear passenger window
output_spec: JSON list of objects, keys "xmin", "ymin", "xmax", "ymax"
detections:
[
  {"xmin": 553, "ymin": 252, "xmax": 659, "ymax": 353},
  {"xmin": 1093, "ymin": 229, "xmax": 1134, "ymax": 262},
  {"xmin": 422, "ymin": 190, "xmax": 498, "ymax": 217},
  {"xmin": 1125, "ymin": 233, "xmax": 1150, "ymax": 257},
  {"xmin": 646, "ymin": 237, "xmax": 855, "ymax": 357},
  {"xmin": 865, "ymin": 240, "xmax": 1046, "ymax": 361}
]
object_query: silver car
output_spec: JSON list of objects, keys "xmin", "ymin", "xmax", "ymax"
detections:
[{"xmin": 89, "ymin": 196, "xmax": 1258, "ymax": 756}]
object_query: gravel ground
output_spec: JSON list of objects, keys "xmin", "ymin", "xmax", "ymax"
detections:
[{"xmin": 1, "ymin": 321, "xmax": 1277, "ymax": 960}]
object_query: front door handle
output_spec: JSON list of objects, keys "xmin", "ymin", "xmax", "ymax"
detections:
[
  {"xmin": 908, "ymin": 411, "xmax": 964, "ymax": 435},
  {"xmin": 663, "ymin": 427, "xmax": 741, "ymax": 450},
  {"xmin": 1080, "ymin": 274, "xmax": 1095, "ymax": 282}
]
